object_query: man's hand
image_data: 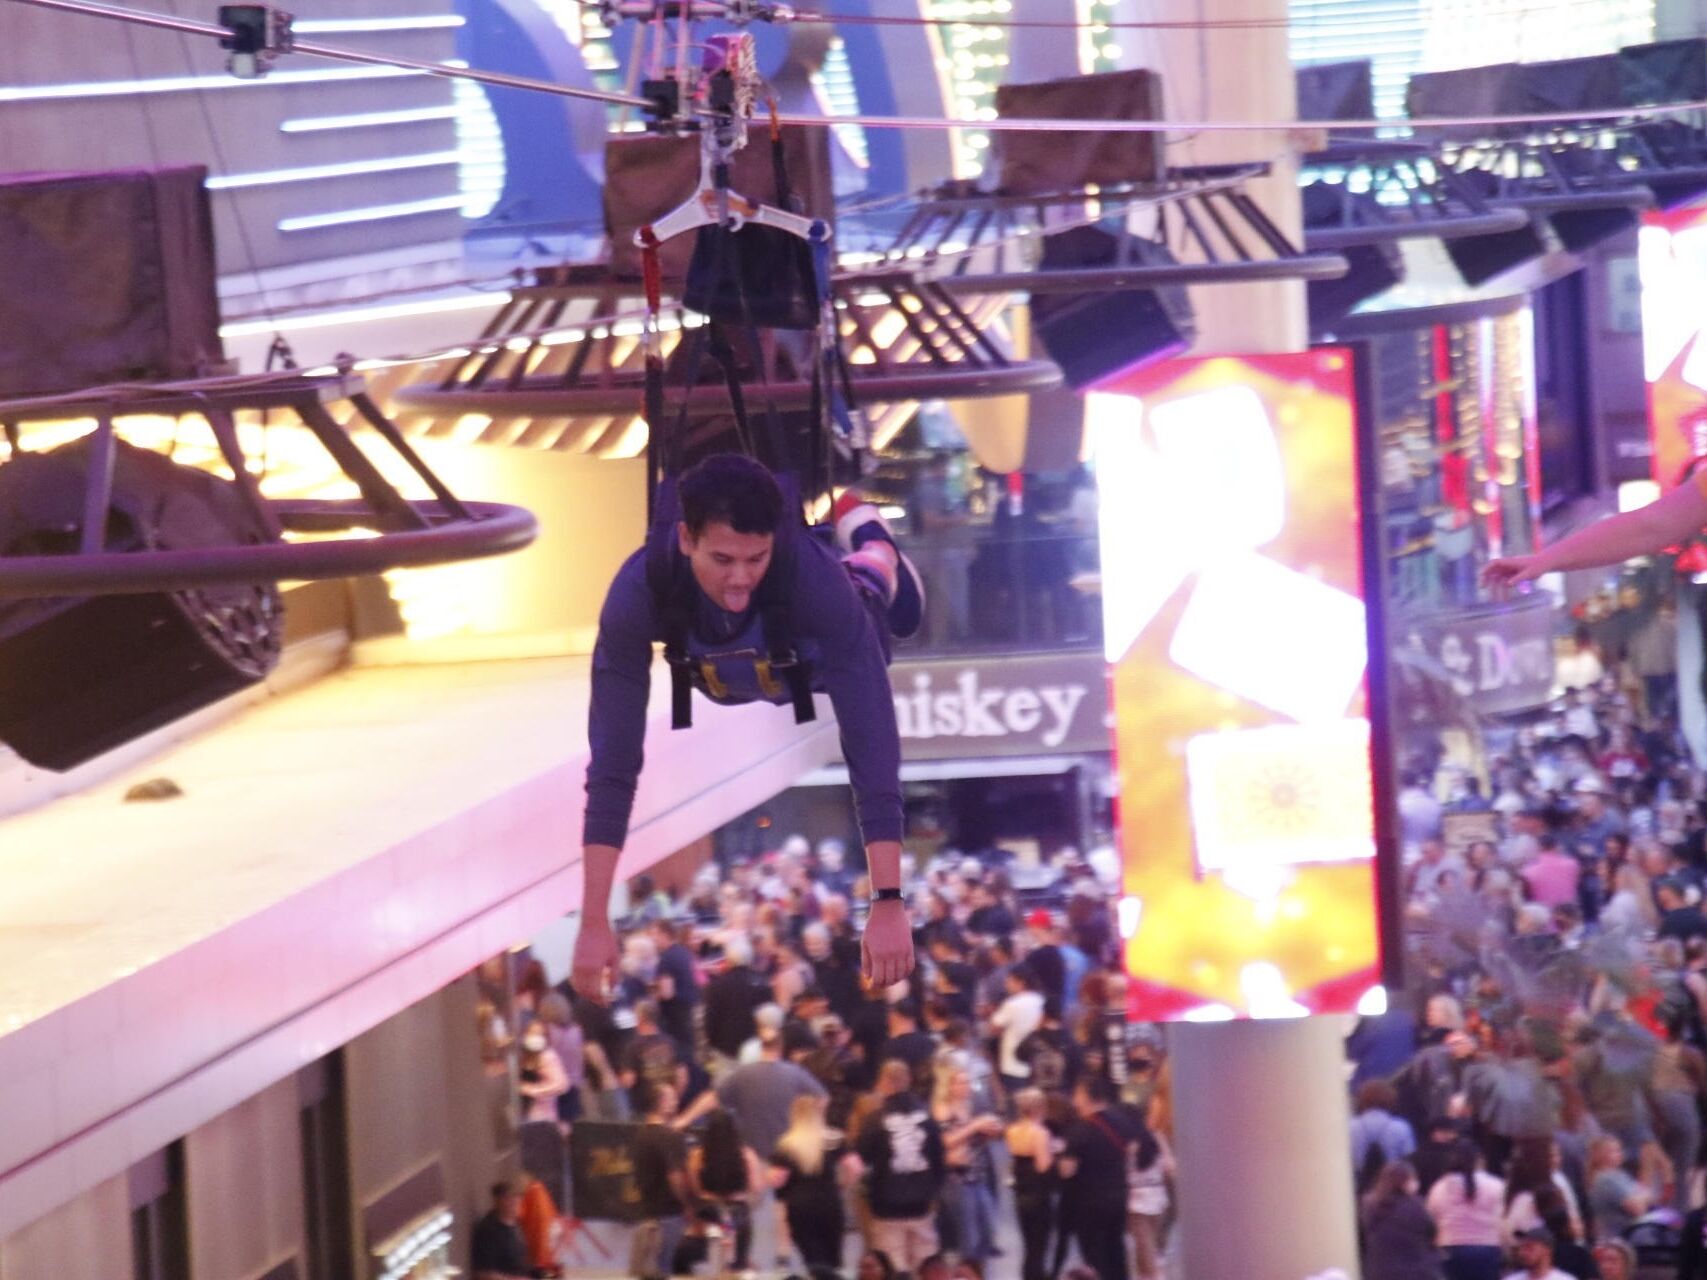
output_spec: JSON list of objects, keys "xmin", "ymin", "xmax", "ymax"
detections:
[
  {"xmin": 571, "ymin": 912, "xmax": 619, "ymax": 1002},
  {"xmin": 1481, "ymin": 555, "xmax": 1543, "ymax": 593},
  {"xmin": 861, "ymin": 898, "xmax": 914, "ymax": 988}
]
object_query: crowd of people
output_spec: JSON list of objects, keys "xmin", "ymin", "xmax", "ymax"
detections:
[
  {"xmin": 476, "ymin": 841, "xmax": 1169, "ymax": 1280},
  {"xmin": 1353, "ymin": 634, "xmax": 1707, "ymax": 1280},
  {"xmin": 474, "ymin": 600, "xmax": 1707, "ymax": 1280}
]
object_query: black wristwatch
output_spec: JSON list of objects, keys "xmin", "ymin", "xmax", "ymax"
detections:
[{"xmin": 872, "ymin": 887, "xmax": 903, "ymax": 903}]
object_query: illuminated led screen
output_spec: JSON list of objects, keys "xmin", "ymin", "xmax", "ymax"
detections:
[
  {"xmin": 1093, "ymin": 350, "xmax": 1382, "ymax": 1021},
  {"xmin": 1642, "ymin": 204, "xmax": 1707, "ymax": 487}
]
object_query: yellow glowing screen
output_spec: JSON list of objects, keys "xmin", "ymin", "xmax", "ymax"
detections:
[{"xmin": 1094, "ymin": 351, "xmax": 1381, "ymax": 1021}]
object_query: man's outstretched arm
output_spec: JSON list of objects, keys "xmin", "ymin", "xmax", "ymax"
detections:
[
  {"xmin": 863, "ymin": 838, "xmax": 912, "ymax": 988},
  {"xmin": 796, "ymin": 540, "xmax": 913, "ymax": 985},
  {"xmin": 572, "ymin": 843, "xmax": 622, "ymax": 1000},
  {"xmin": 574, "ymin": 552, "xmax": 654, "ymax": 1001}
]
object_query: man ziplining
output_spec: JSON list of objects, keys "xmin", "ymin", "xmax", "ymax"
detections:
[{"xmin": 571, "ymin": 454, "xmax": 925, "ymax": 1001}]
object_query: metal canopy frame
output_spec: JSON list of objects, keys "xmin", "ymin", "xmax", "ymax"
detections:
[
  {"xmin": 1437, "ymin": 129, "xmax": 1665, "ymax": 213},
  {"xmin": 1300, "ymin": 140, "xmax": 1534, "ymax": 250},
  {"xmin": 845, "ymin": 165, "xmax": 1349, "ymax": 290},
  {"xmin": 0, "ymin": 376, "xmax": 537, "ymax": 596},
  {"xmin": 391, "ymin": 275, "xmax": 1060, "ymax": 423}
]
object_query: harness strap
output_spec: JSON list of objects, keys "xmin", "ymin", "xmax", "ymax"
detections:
[
  {"xmin": 639, "ymin": 225, "xmax": 667, "ymax": 521},
  {"xmin": 759, "ymin": 599, "xmax": 816, "ymax": 725}
]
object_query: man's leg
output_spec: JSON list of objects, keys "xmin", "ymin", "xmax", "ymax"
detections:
[
  {"xmin": 870, "ymin": 1218, "xmax": 907, "ymax": 1271},
  {"xmin": 834, "ymin": 493, "xmax": 925, "ymax": 639},
  {"xmin": 907, "ymin": 1215, "xmax": 940, "ymax": 1273},
  {"xmin": 1077, "ymin": 1215, "xmax": 1126, "ymax": 1280},
  {"xmin": 657, "ymin": 1215, "xmax": 687, "ymax": 1277},
  {"xmin": 631, "ymin": 1219, "xmax": 662, "ymax": 1279}
]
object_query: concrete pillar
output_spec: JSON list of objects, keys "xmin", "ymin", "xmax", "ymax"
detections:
[
  {"xmin": 1170, "ymin": 1019, "xmax": 1360, "ymax": 1280},
  {"xmin": 1654, "ymin": 0, "xmax": 1707, "ymax": 40},
  {"xmin": 1117, "ymin": 0, "xmax": 1308, "ymax": 355},
  {"xmin": 1005, "ymin": 0, "xmax": 1081, "ymax": 85},
  {"xmin": 1114, "ymin": 2, "xmax": 1361, "ymax": 1277}
]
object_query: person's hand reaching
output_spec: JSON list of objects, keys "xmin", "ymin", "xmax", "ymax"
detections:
[
  {"xmin": 1481, "ymin": 554, "xmax": 1543, "ymax": 594},
  {"xmin": 861, "ymin": 898, "xmax": 915, "ymax": 988},
  {"xmin": 571, "ymin": 911, "xmax": 619, "ymax": 1002}
]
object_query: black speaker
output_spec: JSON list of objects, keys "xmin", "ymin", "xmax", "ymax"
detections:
[
  {"xmin": 1308, "ymin": 242, "xmax": 1405, "ymax": 332},
  {"xmin": 0, "ymin": 437, "xmax": 282, "ymax": 771},
  {"xmin": 1440, "ymin": 173, "xmax": 1547, "ymax": 285},
  {"xmin": 1406, "ymin": 63, "xmax": 1522, "ymax": 121},
  {"xmin": 1547, "ymin": 204, "xmax": 1640, "ymax": 254},
  {"xmin": 0, "ymin": 167, "xmax": 224, "ymax": 398},
  {"xmin": 1296, "ymin": 60, "xmax": 1375, "ymax": 122},
  {"xmin": 1513, "ymin": 54, "xmax": 1622, "ymax": 114},
  {"xmin": 1620, "ymin": 38, "xmax": 1707, "ymax": 106},
  {"xmin": 1630, "ymin": 120, "xmax": 1707, "ymax": 210},
  {"xmin": 1030, "ymin": 227, "xmax": 1196, "ymax": 391}
]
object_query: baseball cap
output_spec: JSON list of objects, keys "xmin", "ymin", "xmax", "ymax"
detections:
[
  {"xmin": 1026, "ymin": 908, "xmax": 1052, "ymax": 930},
  {"xmin": 1515, "ymin": 1227, "xmax": 1554, "ymax": 1249}
]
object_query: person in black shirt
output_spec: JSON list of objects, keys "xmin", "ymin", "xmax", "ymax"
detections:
[
  {"xmin": 703, "ymin": 937, "xmax": 772, "ymax": 1064},
  {"xmin": 1058, "ymin": 1078, "xmax": 1142, "ymax": 1280},
  {"xmin": 649, "ymin": 920, "xmax": 700, "ymax": 1052},
  {"xmin": 1016, "ymin": 998, "xmax": 1082, "ymax": 1097},
  {"xmin": 929, "ymin": 934, "xmax": 978, "ymax": 1022},
  {"xmin": 471, "ymin": 1180, "xmax": 531, "ymax": 1280},
  {"xmin": 1022, "ymin": 912, "xmax": 1066, "ymax": 1006},
  {"xmin": 1410, "ymin": 1116, "xmax": 1466, "ymax": 1195},
  {"xmin": 847, "ymin": 980, "xmax": 893, "ymax": 1092},
  {"xmin": 806, "ymin": 921, "xmax": 864, "ymax": 1023},
  {"xmin": 880, "ymin": 1001, "xmax": 938, "ymax": 1093},
  {"xmin": 771, "ymin": 1092, "xmax": 849, "ymax": 1272},
  {"xmin": 858, "ymin": 1067, "xmax": 946, "ymax": 1275},
  {"xmin": 967, "ymin": 883, "xmax": 1016, "ymax": 941},
  {"xmin": 620, "ymin": 1001, "xmax": 685, "ymax": 1109},
  {"xmin": 630, "ymin": 1083, "xmax": 689, "ymax": 1280},
  {"xmin": 1656, "ymin": 881, "xmax": 1707, "ymax": 944}
]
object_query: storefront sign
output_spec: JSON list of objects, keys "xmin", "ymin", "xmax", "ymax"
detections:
[
  {"xmin": 889, "ymin": 651, "xmax": 1108, "ymax": 759},
  {"xmin": 1401, "ymin": 597, "xmax": 1557, "ymax": 717}
]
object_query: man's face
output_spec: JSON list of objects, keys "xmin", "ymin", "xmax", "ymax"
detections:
[
  {"xmin": 679, "ymin": 521, "xmax": 773, "ymax": 613},
  {"xmin": 1518, "ymin": 1240, "xmax": 1550, "ymax": 1273}
]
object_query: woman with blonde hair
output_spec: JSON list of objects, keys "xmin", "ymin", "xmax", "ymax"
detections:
[
  {"xmin": 1600, "ymin": 862, "xmax": 1656, "ymax": 936},
  {"xmin": 933, "ymin": 1063, "xmax": 1002, "ymax": 1264},
  {"xmin": 1006, "ymin": 1088, "xmax": 1055, "ymax": 1280},
  {"xmin": 770, "ymin": 1092, "xmax": 849, "ymax": 1272}
]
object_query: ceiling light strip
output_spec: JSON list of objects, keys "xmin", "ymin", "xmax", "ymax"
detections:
[{"xmin": 209, "ymin": 150, "xmax": 462, "ymax": 190}]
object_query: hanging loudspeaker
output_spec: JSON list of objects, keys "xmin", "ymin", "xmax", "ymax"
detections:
[
  {"xmin": 1308, "ymin": 242, "xmax": 1406, "ymax": 332},
  {"xmin": 1030, "ymin": 227, "xmax": 1197, "ymax": 391},
  {"xmin": 0, "ymin": 436, "xmax": 282, "ymax": 771}
]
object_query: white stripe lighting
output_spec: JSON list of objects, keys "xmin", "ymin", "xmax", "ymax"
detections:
[
  {"xmin": 209, "ymin": 150, "xmax": 461, "ymax": 189},
  {"xmin": 292, "ymin": 15, "xmax": 466, "ymax": 32},
  {"xmin": 276, "ymin": 194, "xmax": 466, "ymax": 232},
  {"xmin": 280, "ymin": 105, "xmax": 458, "ymax": 133},
  {"xmin": 220, "ymin": 291, "xmax": 511, "ymax": 338},
  {"xmin": 0, "ymin": 63, "xmax": 422, "ymax": 102}
]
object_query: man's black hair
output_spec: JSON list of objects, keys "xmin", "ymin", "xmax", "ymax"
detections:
[{"xmin": 678, "ymin": 454, "xmax": 785, "ymax": 537}]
